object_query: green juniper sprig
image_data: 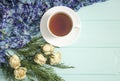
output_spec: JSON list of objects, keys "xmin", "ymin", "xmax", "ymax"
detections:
[{"xmin": 1, "ymin": 36, "xmax": 74, "ymax": 81}]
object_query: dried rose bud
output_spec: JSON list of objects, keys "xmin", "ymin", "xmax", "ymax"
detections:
[
  {"xmin": 50, "ymin": 52, "xmax": 61, "ymax": 65},
  {"xmin": 34, "ymin": 54, "xmax": 47, "ymax": 65},
  {"xmin": 9, "ymin": 55, "xmax": 21, "ymax": 69},
  {"xmin": 42, "ymin": 44, "xmax": 54, "ymax": 55},
  {"xmin": 14, "ymin": 67, "xmax": 27, "ymax": 80}
]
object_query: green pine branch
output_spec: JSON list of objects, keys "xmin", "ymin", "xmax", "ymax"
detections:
[
  {"xmin": 1, "ymin": 36, "xmax": 74, "ymax": 81},
  {"xmin": 51, "ymin": 63, "xmax": 74, "ymax": 69},
  {"xmin": 21, "ymin": 60, "xmax": 65, "ymax": 81},
  {"xmin": 12, "ymin": 36, "xmax": 46, "ymax": 56}
]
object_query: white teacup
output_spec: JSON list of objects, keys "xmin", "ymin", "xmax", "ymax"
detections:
[{"xmin": 40, "ymin": 6, "xmax": 80, "ymax": 47}]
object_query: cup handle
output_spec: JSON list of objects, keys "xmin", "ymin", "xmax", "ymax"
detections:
[{"xmin": 74, "ymin": 25, "xmax": 80, "ymax": 29}]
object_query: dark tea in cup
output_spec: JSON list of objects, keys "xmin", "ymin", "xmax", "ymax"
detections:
[{"xmin": 48, "ymin": 13, "xmax": 73, "ymax": 37}]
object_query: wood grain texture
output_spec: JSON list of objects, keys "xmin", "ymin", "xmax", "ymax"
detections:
[
  {"xmin": 55, "ymin": 48, "xmax": 119, "ymax": 75},
  {"xmin": 60, "ymin": 75, "xmax": 120, "ymax": 81}
]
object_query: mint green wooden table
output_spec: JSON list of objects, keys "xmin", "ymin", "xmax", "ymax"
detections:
[
  {"xmin": 0, "ymin": 0, "xmax": 120, "ymax": 81},
  {"xmin": 57, "ymin": 0, "xmax": 120, "ymax": 81}
]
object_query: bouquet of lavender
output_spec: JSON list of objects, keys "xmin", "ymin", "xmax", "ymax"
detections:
[{"xmin": 0, "ymin": 0, "xmax": 107, "ymax": 81}]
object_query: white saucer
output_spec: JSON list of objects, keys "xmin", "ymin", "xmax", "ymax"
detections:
[{"xmin": 40, "ymin": 6, "xmax": 81, "ymax": 47}]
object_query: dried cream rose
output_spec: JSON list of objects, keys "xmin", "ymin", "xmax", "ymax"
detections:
[
  {"xmin": 14, "ymin": 67, "xmax": 27, "ymax": 80},
  {"xmin": 34, "ymin": 54, "xmax": 47, "ymax": 65},
  {"xmin": 42, "ymin": 44, "xmax": 54, "ymax": 55},
  {"xmin": 50, "ymin": 52, "xmax": 61, "ymax": 65},
  {"xmin": 9, "ymin": 55, "xmax": 21, "ymax": 69}
]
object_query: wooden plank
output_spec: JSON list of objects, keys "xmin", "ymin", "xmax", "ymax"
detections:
[
  {"xmin": 0, "ymin": 74, "xmax": 119, "ymax": 81},
  {"xmin": 69, "ymin": 21, "xmax": 120, "ymax": 48},
  {"xmin": 0, "ymin": 48, "xmax": 119, "ymax": 77},
  {"xmin": 77, "ymin": 0, "xmax": 120, "ymax": 21},
  {"xmin": 55, "ymin": 48, "xmax": 119, "ymax": 74},
  {"xmin": 60, "ymin": 74, "xmax": 120, "ymax": 81}
]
